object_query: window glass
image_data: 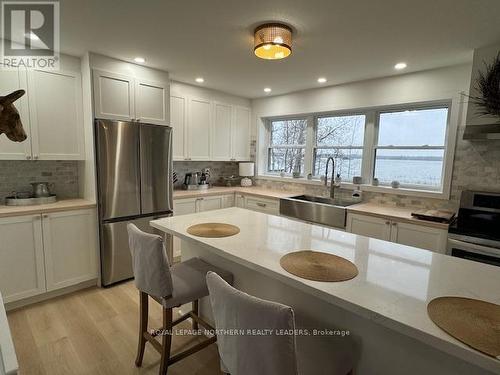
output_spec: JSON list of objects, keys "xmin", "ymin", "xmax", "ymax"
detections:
[
  {"xmin": 268, "ymin": 148, "xmax": 305, "ymax": 174},
  {"xmin": 314, "ymin": 149, "xmax": 362, "ymax": 180},
  {"xmin": 270, "ymin": 119, "xmax": 307, "ymax": 145},
  {"xmin": 316, "ymin": 115, "xmax": 365, "ymax": 146}
]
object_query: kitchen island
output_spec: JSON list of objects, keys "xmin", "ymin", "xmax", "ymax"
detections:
[{"xmin": 151, "ymin": 207, "xmax": 500, "ymax": 375}]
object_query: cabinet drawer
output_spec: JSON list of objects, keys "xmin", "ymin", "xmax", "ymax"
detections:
[{"xmin": 245, "ymin": 197, "xmax": 279, "ymax": 215}]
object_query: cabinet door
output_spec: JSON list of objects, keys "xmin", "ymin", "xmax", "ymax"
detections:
[
  {"xmin": 211, "ymin": 102, "xmax": 232, "ymax": 160},
  {"xmin": 135, "ymin": 79, "xmax": 169, "ymax": 125},
  {"xmin": 170, "ymin": 94, "xmax": 187, "ymax": 160},
  {"xmin": 197, "ymin": 196, "xmax": 223, "ymax": 212},
  {"xmin": 28, "ymin": 69, "xmax": 84, "ymax": 160},
  {"xmin": 231, "ymin": 106, "xmax": 251, "ymax": 161},
  {"xmin": 222, "ymin": 194, "xmax": 235, "ymax": 208},
  {"xmin": 245, "ymin": 196, "xmax": 280, "ymax": 215},
  {"xmin": 391, "ymin": 221, "xmax": 447, "ymax": 253},
  {"xmin": 42, "ymin": 209, "xmax": 98, "ymax": 291},
  {"xmin": 0, "ymin": 215, "xmax": 45, "ymax": 303},
  {"xmin": 187, "ymin": 98, "xmax": 211, "ymax": 160},
  {"xmin": 0, "ymin": 64, "xmax": 32, "ymax": 160},
  {"xmin": 235, "ymin": 194, "xmax": 246, "ymax": 208},
  {"xmin": 173, "ymin": 198, "xmax": 197, "ymax": 216},
  {"xmin": 346, "ymin": 213, "xmax": 391, "ymax": 241},
  {"xmin": 93, "ymin": 70, "xmax": 135, "ymax": 121}
]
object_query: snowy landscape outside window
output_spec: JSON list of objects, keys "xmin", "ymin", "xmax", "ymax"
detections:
[
  {"xmin": 313, "ymin": 114, "xmax": 366, "ymax": 180},
  {"xmin": 268, "ymin": 118, "xmax": 307, "ymax": 174},
  {"xmin": 374, "ymin": 107, "xmax": 449, "ymax": 190}
]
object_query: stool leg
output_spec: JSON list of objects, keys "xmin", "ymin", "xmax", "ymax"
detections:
[
  {"xmin": 135, "ymin": 291, "xmax": 149, "ymax": 367},
  {"xmin": 192, "ymin": 300, "xmax": 199, "ymax": 330},
  {"xmin": 160, "ymin": 307, "xmax": 173, "ymax": 375}
]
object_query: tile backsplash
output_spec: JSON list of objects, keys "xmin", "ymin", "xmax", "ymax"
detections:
[
  {"xmin": 0, "ymin": 161, "xmax": 79, "ymax": 202},
  {"xmin": 173, "ymin": 161, "xmax": 239, "ymax": 188}
]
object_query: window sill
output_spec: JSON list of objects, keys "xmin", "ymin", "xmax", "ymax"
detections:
[{"xmin": 256, "ymin": 174, "xmax": 449, "ymax": 200}]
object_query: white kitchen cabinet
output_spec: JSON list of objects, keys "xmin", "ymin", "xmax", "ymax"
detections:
[
  {"xmin": 170, "ymin": 94, "xmax": 188, "ymax": 160},
  {"xmin": 42, "ymin": 209, "xmax": 97, "ymax": 291},
  {"xmin": 211, "ymin": 102, "xmax": 232, "ymax": 161},
  {"xmin": 231, "ymin": 106, "xmax": 251, "ymax": 161},
  {"xmin": 245, "ymin": 196, "xmax": 280, "ymax": 215},
  {"xmin": 93, "ymin": 69, "xmax": 169, "ymax": 126},
  {"xmin": 173, "ymin": 197, "xmax": 197, "ymax": 216},
  {"xmin": 0, "ymin": 63, "xmax": 32, "ymax": 160},
  {"xmin": 0, "ymin": 215, "xmax": 45, "ymax": 303},
  {"xmin": 235, "ymin": 193, "xmax": 246, "ymax": 208},
  {"xmin": 93, "ymin": 70, "xmax": 135, "ymax": 121},
  {"xmin": 197, "ymin": 196, "xmax": 223, "ymax": 212},
  {"xmin": 346, "ymin": 213, "xmax": 447, "ymax": 253},
  {"xmin": 187, "ymin": 98, "xmax": 211, "ymax": 160},
  {"xmin": 390, "ymin": 221, "xmax": 447, "ymax": 254},
  {"xmin": 135, "ymin": 79, "xmax": 169, "ymax": 125},
  {"xmin": 346, "ymin": 213, "xmax": 391, "ymax": 241},
  {"xmin": 28, "ymin": 69, "xmax": 84, "ymax": 160}
]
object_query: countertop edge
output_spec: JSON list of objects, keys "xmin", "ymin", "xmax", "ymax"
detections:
[{"xmin": 0, "ymin": 199, "xmax": 97, "ymax": 218}]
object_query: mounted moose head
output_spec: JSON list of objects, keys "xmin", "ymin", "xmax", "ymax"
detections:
[{"xmin": 0, "ymin": 90, "xmax": 27, "ymax": 142}]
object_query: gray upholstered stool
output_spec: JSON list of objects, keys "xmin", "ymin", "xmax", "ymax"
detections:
[
  {"xmin": 206, "ymin": 271, "xmax": 355, "ymax": 375},
  {"xmin": 127, "ymin": 224, "xmax": 233, "ymax": 375}
]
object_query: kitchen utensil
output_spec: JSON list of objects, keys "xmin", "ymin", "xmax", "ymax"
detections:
[
  {"xmin": 184, "ymin": 173, "xmax": 192, "ymax": 185},
  {"xmin": 31, "ymin": 182, "xmax": 53, "ymax": 198},
  {"xmin": 192, "ymin": 172, "xmax": 200, "ymax": 185}
]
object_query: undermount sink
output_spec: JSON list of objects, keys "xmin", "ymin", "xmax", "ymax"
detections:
[{"xmin": 279, "ymin": 195, "xmax": 358, "ymax": 229}]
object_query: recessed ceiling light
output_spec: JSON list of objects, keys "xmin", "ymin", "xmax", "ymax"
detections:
[
  {"xmin": 195, "ymin": 77, "xmax": 205, "ymax": 83},
  {"xmin": 317, "ymin": 77, "xmax": 327, "ymax": 83},
  {"xmin": 264, "ymin": 87, "xmax": 272, "ymax": 93},
  {"xmin": 394, "ymin": 62, "xmax": 407, "ymax": 70},
  {"xmin": 134, "ymin": 57, "xmax": 146, "ymax": 63}
]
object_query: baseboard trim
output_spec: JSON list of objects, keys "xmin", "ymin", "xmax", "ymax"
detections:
[{"xmin": 5, "ymin": 279, "xmax": 98, "ymax": 312}]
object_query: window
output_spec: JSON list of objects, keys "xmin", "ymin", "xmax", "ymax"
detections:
[
  {"xmin": 314, "ymin": 114, "xmax": 365, "ymax": 180},
  {"xmin": 374, "ymin": 107, "xmax": 449, "ymax": 189},
  {"xmin": 262, "ymin": 102, "xmax": 452, "ymax": 196},
  {"xmin": 267, "ymin": 118, "xmax": 307, "ymax": 174}
]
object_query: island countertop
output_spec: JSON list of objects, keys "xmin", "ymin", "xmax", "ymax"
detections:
[{"xmin": 150, "ymin": 207, "xmax": 500, "ymax": 373}]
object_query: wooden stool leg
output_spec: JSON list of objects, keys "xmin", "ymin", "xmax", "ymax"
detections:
[
  {"xmin": 135, "ymin": 291, "xmax": 149, "ymax": 367},
  {"xmin": 159, "ymin": 307, "xmax": 173, "ymax": 375},
  {"xmin": 192, "ymin": 300, "xmax": 199, "ymax": 330}
]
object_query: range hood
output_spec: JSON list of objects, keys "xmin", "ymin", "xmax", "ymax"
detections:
[{"xmin": 463, "ymin": 43, "xmax": 500, "ymax": 140}]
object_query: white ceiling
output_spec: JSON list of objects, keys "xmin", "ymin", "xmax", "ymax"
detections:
[{"xmin": 60, "ymin": 0, "xmax": 500, "ymax": 98}]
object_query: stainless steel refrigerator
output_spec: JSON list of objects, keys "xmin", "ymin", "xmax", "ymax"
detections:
[{"xmin": 95, "ymin": 119, "xmax": 173, "ymax": 286}]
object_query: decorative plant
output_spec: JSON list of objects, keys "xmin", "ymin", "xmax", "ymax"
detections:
[{"xmin": 469, "ymin": 53, "xmax": 500, "ymax": 119}]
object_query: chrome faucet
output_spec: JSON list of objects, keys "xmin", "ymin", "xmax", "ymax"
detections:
[{"xmin": 325, "ymin": 157, "xmax": 336, "ymax": 199}]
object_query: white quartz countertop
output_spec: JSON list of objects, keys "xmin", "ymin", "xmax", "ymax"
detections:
[
  {"xmin": 151, "ymin": 207, "xmax": 500, "ymax": 373},
  {"xmin": 173, "ymin": 186, "xmax": 296, "ymax": 200},
  {"xmin": 0, "ymin": 199, "xmax": 96, "ymax": 218},
  {"xmin": 0, "ymin": 293, "xmax": 18, "ymax": 375}
]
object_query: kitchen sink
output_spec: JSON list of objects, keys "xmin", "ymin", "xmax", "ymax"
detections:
[{"xmin": 279, "ymin": 195, "xmax": 358, "ymax": 229}]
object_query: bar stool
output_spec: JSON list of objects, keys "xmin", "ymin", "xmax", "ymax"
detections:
[
  {"xmin": 206, "ymin": 271, "xmax": 355, "ymax": 375},
  {"xmin": 127, "ymin": 224, "xmax": 233, "ymax": 375}
]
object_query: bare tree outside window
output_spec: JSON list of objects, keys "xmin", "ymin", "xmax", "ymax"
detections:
[
  {"xmin": 268, "ymin": 119, "xmax": 307, "ymax": 174},
  {"xmin": 313, "ymin": 115, "xmax": 365, "ymax": 180}
]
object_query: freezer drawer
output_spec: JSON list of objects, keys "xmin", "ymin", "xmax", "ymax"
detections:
[
  {"xmin": 100, "ymin": 214, "xmax": 171, "ymax": 286},
  {"xmin": 140, "ymin": 124, "xmax": 173, "ymax": 214},
  {"xmin": 96, "ymin": 120, "xmax": 141, "ymax": 220}
]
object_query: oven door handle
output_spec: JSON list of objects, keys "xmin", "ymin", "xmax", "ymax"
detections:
[{"xmin": 448, "ymin": 238, "xmax": 500, "ymax": 258}]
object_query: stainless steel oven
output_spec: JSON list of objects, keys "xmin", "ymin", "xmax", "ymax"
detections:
[{"xmin": 447, "ymin": 236, "xmax": 500, "ymax": 267}]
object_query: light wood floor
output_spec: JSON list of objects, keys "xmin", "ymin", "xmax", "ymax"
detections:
[{"xmin": 7, "ymin": 282, "xmax": 222, "ymax": 375}]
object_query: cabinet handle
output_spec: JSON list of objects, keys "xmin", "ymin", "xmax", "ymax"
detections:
[
  {"xmin": 26, "ymin": 155, "xmax": 32, "ymax": 160},
  {"xmin": 392, "ymin": 222, "xmax": 397, "ymax": 226},
  {"xmin": 385, "ymin": 221, "xmax": 390, "ymax": 225},
  {"xmin": 256, "ymin": 202, "xmax": 267, "ymax": 207},
  {"xmin": 43, "ymin": 214, "xmax": 49, "ymax": 218},
  {"xmin": 33, "ymin": 155, "xmax": 39, "ymax": 160}
]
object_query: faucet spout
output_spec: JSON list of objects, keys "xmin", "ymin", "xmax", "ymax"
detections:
[{"xmin": 325, "ymin": 157, "xmax": 336, "ymax": 199}]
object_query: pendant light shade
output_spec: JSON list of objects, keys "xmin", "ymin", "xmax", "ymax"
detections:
[{"xmin": 254, "ymin": 23, "xmax": 292, "ymax": 60}]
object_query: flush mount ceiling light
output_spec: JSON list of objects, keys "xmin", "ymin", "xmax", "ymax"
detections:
[
  {"xmin": 195, "ymin": 77, "xmax": 204, "ymax": 83},
  {"xmin": 134, "ymin": 57, "xmax": 146, "ymax": 63},
  {"xmin": 394, "ymin": 62, "xmax": 407, "ymax": 70},
  {"xmin": 317, "ymin": 77, "xmax": 327, "ymax": 83},
  {"xmin": 254, "ymin": 23, "xmax": 292, "ymax": 60},
  {"xmin": 263, "ymin": 87, "xmax": 272, "ymax": 93}
]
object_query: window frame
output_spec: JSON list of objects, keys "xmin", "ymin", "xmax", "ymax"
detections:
[{"xmin": 260, "ymin": 99, "xmax": 455, "ymax": 198}]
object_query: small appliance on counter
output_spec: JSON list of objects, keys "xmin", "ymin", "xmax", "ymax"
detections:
[
  {"xmin": 447, "ymin": 190, "xmax": 500, "ymax": 267},
  {"xmin": 5, "ymin": 182, "xmax": 57, "ymax": 206},
  {"xmin": 239, "ymin": 162, "xmax": 255, "ymax": 187},
  {"xmin": 182, "ymin": 169, "xmax": 211, "ymax": 190}
]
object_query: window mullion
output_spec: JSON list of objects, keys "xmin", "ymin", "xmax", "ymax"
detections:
[
  {"xmin": 303, "ymin": 115, "xmax": 315, "ymax": 176},
  {"xmin": 362, "ymin": 111, "xmax": 377, "ymax": 184}
]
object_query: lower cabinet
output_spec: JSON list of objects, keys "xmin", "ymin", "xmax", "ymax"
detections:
[
  {"xmin": 346, "ymin": 213, "xmax": 447, "ymax": 253},
  {"xmin": 0, "ymin": 209, "xmax": 98, "ymax": 304},
  {"xmin": 244, "ymin": 196, "xmax": 280, "ymax": 215}
]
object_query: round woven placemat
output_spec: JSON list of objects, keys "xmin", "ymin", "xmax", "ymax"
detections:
[
  {"xmin": 427, "ymin": 296, "xmax": 500, "ymax": 358},
  {"xmin": 187, "ymin": 223, "xmax": 240, "ymax": 238},
  {"xmin": 280, "ymin": 250, "xmax": 358, "ymax": 282}
]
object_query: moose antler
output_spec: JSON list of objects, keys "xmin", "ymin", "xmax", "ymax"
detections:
[{"xmin": 0, "ymin": 89, "xmax": 27, "ymax": 142}]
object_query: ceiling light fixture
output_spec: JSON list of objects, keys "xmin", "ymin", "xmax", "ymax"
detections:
[
  {"xmin": 317, "ymin": 77, "xmax": 327, "ymax": 83},
  {"xmin": 195, "ymin": 77, "xmax": 204, "ymax": 83},
  {"xmin": 254, "ymin": 23, "xmax": 292, "ymax": 60},
  {"xmin": 134, "ymin": 57, "xmax": 146, "ymax": 63},
  {"xmin": 394, "ymin": 62, "xmax": 407, "ymax": 70},
  {"xmin": 264, "ymin": 87, "xmax": 272, "ymax": 93}
]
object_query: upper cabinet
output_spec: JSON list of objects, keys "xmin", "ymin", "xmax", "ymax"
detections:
[
  {"xmin": 93, "ymin": 69, "xmax": 169, "ymax": 126},
  {"xmin": 231, "ymin": 106, "xmax": 251, "ymax": 161},
  {"xmin": 0, "ymin": 62, "xmax": 85, "ymax": 161},
  {"xmin": 170, "ymin": 94, "xmax": 187, "ymax": 160},
  {"xmin": 211, "ymin": 102, "xmax": 232, "ymax": 160},
  {"xmin": 187, "ymin": 97, "xmax": 212, "ymax": 160}
]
